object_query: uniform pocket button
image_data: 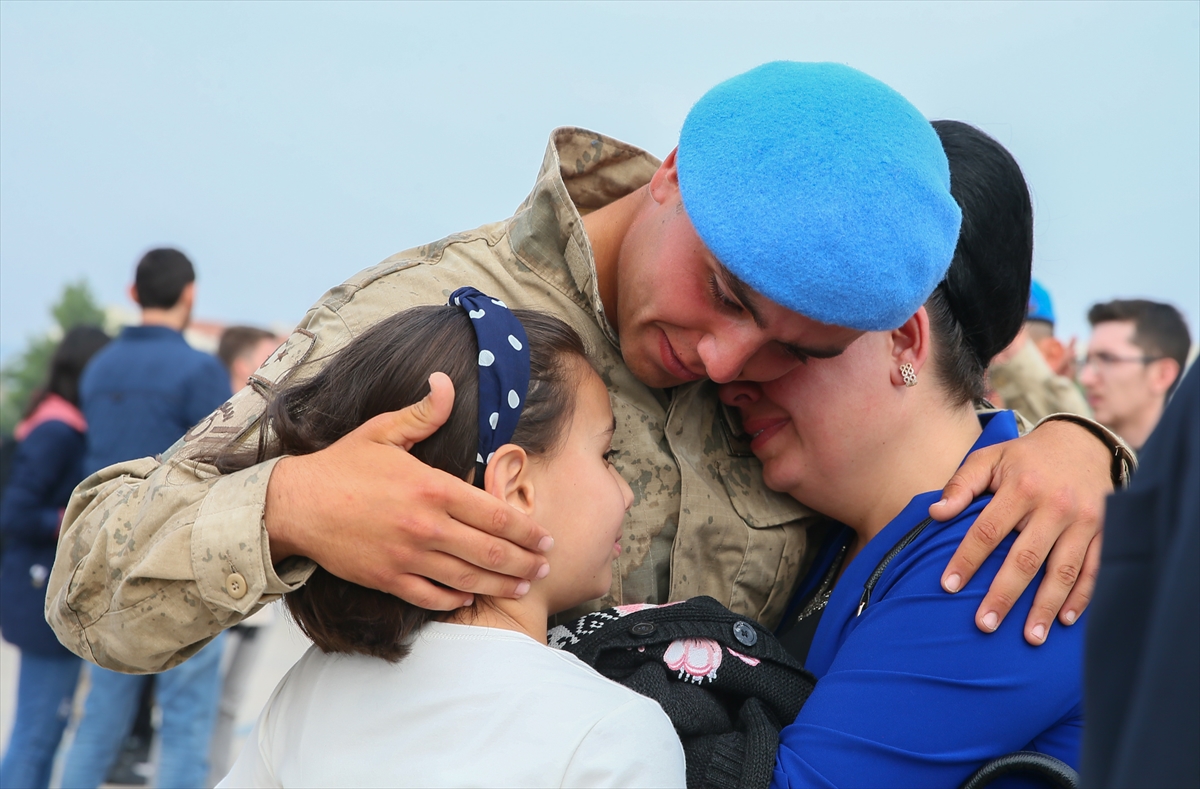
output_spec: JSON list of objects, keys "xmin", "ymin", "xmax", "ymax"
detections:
[{"xmin": 225, "ymin": 572, "xmax": 247, "ymax": 599}]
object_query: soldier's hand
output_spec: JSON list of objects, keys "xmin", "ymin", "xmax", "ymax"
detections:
[
  {"xmin": 930, "ymin": 419, "xmax": 1109, "ymax": 646},
  {"xmin": 263, "ymin": 372, "xmax": 552, "ymax": 609}
]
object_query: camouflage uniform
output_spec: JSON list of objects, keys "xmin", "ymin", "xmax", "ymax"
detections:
[
  {"xmin": 991, "ymin": 339, "xmax": 1092, "ymax": 424},
  {"xmin": 47, "ymin": 128, "xmax": 815, "ymax": 673}
]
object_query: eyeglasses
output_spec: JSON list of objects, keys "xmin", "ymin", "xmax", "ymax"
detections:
[{"xmin": 1079, "ymin": 351, "xmax": 1163, "ymax": 371}]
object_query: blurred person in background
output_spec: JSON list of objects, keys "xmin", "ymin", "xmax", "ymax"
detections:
[
  {"xmin": 1080, "ymin": 299, "xmax": 1191, "ymax": 452},
  {"xmin": 0, "ymin": 325, "xmax": 110, "ymax": 789},
  {"xmin": 217, "ymin": 326, "xmax": 279, "ymax": 394},
  {"xmin": 207, "ymin": 325, "xmax": 282, "ymax": 784},
  {"xmin": 60, "ymin": 249, "xmax": 232, "ymax": 789},
  {"xmin": 988, "ymin": 280, "xmax": 1091, "ymax": 422}
]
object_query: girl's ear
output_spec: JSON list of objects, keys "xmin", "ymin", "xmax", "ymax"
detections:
[
  {"xmin": 889, "ymin": 307, "xmax": 932, "ymax": 388},
  {"xmin": 483, "ymin": 444, "xmax": 535, "ymax": 514}
]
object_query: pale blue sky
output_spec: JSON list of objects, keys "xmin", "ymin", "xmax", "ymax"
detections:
[{"xmin": 2, "ymin": 1, "xmax": 1197, "ymax": 362}]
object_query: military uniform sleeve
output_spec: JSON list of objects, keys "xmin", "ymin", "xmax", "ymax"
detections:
[
  {"xmin": 46, "ymin": 309, "xmax": 349, "ymax": 673},
  {"xmin": 990, "ymin": 339, "xmax": 1092, "ymax": 424}
]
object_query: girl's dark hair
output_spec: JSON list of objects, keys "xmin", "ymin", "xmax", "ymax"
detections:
[
  {"xmin": 24, "ymin": 325, "xmax": 110, "ymax": 418},
  {"xmin": 927, "ymin": 120, "xmax": 1033, "ymax": 405},
  {"xmin": 205, "ymin": 305, "xmax": 589, "ymax": 662}
]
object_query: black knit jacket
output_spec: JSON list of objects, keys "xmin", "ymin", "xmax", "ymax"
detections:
[{"xmin": 550, "ymin": 596, "xmax": 815, "ymax": 789}]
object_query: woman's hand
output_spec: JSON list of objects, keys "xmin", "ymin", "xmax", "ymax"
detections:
[
  {"xmin": 264, "ymin": 373, "xmax": 554, "ymax": 610},
  {"xmin": 930, "ymin": 420, "xmax": 1111, "ymax": 645}
]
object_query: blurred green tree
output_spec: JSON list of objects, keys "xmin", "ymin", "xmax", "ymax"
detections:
[{"xmin": 1, "ymin": 280, "xmax": 108, "ymax": 435}]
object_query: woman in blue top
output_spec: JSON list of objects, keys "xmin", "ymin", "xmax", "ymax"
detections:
[
  {"xmin": 720, "ymin": 121, "xmax": 1083, "ymax": 788},
  {"xmin": 1, "ymin": 325, "xmax": 109, "ymax": 789}
]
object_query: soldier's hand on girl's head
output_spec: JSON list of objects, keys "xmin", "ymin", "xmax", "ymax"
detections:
[
  {"xmin": 931, "ymin": 419, "xmax": 1109, "ymax": 646},
  {"xmin": 263, "ymin": 372, "xmax": 553, "ymax": 610}
]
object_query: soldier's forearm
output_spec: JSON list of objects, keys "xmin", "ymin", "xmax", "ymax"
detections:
[{"xmin": 47, "ymin": 455, "xmax": 312, "ymax": 673}]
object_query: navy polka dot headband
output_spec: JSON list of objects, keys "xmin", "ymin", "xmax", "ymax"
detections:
[{"xmin": 449, "ymin": 287, "xmax": 531, "ymax": 488}]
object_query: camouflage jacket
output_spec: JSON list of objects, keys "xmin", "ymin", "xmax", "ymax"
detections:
[
  {"xmin": 991, "ymin": 339, "xmax": 1092, "ymax": 424},
  {"xmin": 47, "ymin": 128, "xmax": 816, "ymax": 673}
]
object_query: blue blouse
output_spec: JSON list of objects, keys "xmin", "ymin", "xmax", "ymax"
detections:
[{"xmin": 772, "ymin": 411, "xmax": 1084, "ymax": 789}]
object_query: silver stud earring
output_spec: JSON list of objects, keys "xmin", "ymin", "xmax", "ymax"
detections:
[{"xmin": 900, "ymin": 363, "xmax": 918, "ymax": 387}]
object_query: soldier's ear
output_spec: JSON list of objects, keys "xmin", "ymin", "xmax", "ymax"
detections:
[
  {"xmin": 128, "ymin": 284, "xmax": 140, "ymax": 306},
  {"xmin": 648, "ymin": 147, "xmax": 681, "ymax": 204},
  {"xmin": 484, "ymin": 444, "xmax": 535, "ymax": 514},
  {"xmin": 1036, "ymin": 336, "xmax": 1067, "ymax": 373}
]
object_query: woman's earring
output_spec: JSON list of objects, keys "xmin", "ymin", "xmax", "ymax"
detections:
[{"xmin": 900, "ymin": 363, "xmax": 918, "ymax": 387}]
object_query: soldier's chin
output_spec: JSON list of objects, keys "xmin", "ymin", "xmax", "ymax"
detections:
[{"xmin": 623, "ymin": 347, "xmax": 682, "ymax": 389}]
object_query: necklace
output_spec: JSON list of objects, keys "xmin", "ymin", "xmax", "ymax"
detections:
[{"xmin": 795, "ymin": 540, "xmax": 850, "ymax": 624}]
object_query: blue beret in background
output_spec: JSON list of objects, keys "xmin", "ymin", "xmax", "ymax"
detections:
[
  {"xmin": 1027, "ymin": 280, "xmax": 1056, "ymax": 325},
  {"xmin": 676, "ymin": 61, "xmax": 962, "ymax": 331}
]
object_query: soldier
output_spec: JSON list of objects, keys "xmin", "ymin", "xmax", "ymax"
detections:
[
  {"xmin": 989, "ymin": 280, "xmax": 1092, "ymax": 423},
  {"xmin": 48, "ymin": 62, "xmax": 1128, "ymax": 674}
]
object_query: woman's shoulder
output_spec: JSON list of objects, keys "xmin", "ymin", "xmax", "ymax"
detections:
[
  {"xmin": 19, "ymin": 417, "xmax": 86, "ymax": 446},
  {"xmin": 6, "ymin": 419, "xmax": 86, "ymax": 484}
]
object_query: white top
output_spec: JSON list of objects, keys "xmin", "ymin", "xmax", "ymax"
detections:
[{"xmin": 219, "ymin": 622, "xmax": 686, "ymax": 788}]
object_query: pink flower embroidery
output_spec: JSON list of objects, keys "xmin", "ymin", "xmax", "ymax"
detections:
[
  {"xmin": 663, "ymin": 638, "xmax": 723, "ymax": 683},
  {"xmin": 727, "ymin": 648, "xmax": 760, "ymax": 667},
  {"xmin": 613, "ymin": 600, "xmax": 684, "ymax": 616}
]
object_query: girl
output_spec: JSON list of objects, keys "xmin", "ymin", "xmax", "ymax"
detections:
[{"xmin": 216, "ymin": 289, "xmax": 685, "ymax": 788}]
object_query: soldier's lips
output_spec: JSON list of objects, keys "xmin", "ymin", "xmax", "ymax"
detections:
[{"xmin": 658, "ymin": 331, "xmax": 704, "ymax": 382}]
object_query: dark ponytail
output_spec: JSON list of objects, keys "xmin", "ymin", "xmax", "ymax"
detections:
[{"xmin": 927, "ymin": 120, "xmax": 1033, "ymax": 405}]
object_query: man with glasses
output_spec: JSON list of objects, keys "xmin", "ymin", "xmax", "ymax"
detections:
[{"xmin": 1081, "ymin": 299, "xmax": 1191, "ymax": 452}]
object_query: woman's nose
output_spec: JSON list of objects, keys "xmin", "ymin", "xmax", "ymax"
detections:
[{"xmin": 718, "ymin": 381, "xmax": 761, "ymax": 407}]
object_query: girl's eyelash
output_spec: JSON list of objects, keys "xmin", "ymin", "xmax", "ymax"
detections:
[{"xmin": 604, "ymin": 449, "xmax": 619, "ymax": 462}]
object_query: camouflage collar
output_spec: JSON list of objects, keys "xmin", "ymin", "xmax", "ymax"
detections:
[{"xmin": 507, "ymin": 127, "xmax": 661, "ymax": 351}]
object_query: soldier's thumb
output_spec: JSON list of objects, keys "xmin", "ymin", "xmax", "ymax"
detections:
[{"xmin": 378, "ymin": 372, "xmax": 456, "ymax": 451}]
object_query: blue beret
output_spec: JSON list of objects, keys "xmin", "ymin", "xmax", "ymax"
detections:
[
  {"xmin": 677, "ymin": 61, "xmax": 962, "ymax": 331},
  {"xmin": 1027, "ymin": 280, "xmax": 1055, "ymax": 325}
]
